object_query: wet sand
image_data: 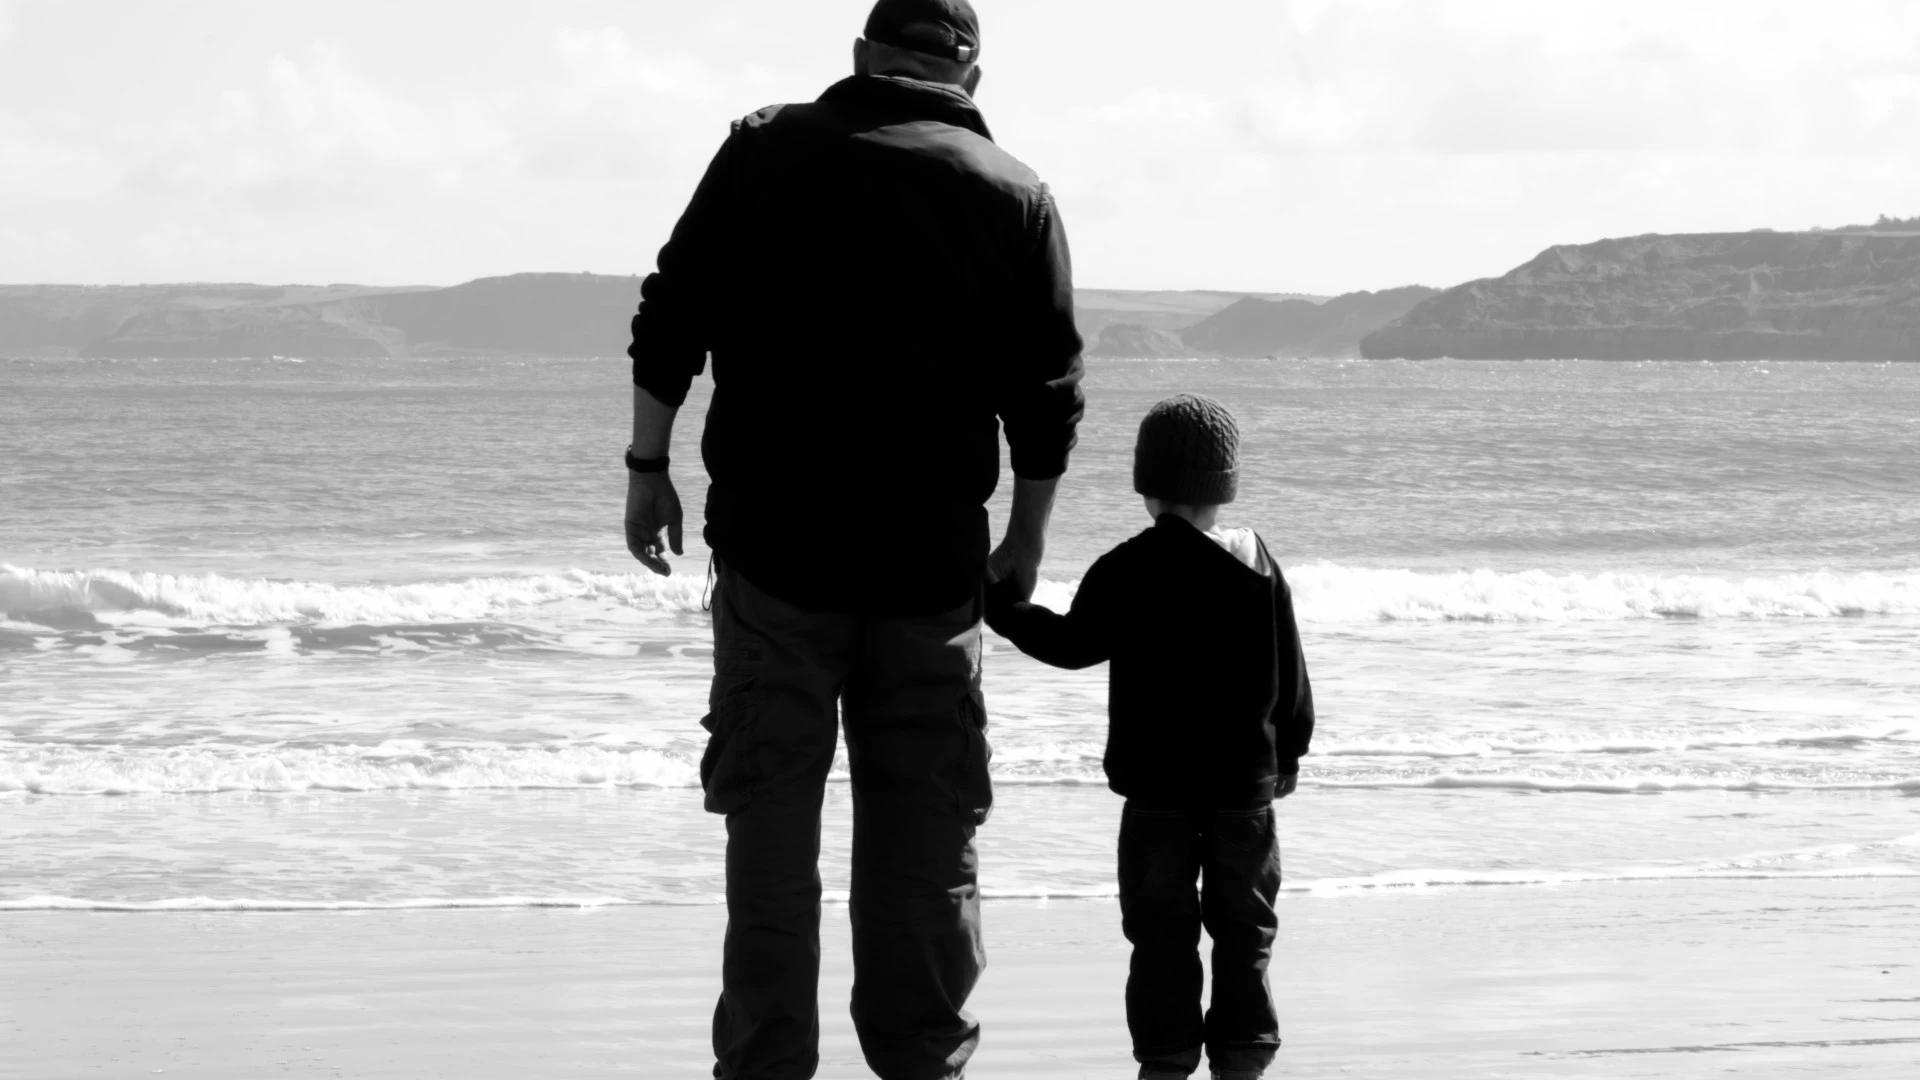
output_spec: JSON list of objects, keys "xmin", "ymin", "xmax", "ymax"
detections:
[{"xmin": 4, "ymin": 879, "xmax": 1918, "ymax": 1078}]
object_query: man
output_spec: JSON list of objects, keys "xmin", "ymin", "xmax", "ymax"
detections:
[{"xmin": 622, "ymin": 2, "xmax": 1084, "ymax": 1077}]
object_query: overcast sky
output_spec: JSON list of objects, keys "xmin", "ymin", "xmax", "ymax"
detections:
[{"xmin": 3, "ymin": 0, "xmax": 1917, "ymax": 293}]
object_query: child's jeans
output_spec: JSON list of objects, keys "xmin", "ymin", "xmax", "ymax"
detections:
[{"xmin": 1118, "ymin": 799, "xmax": 1283, "ymax": 1079}]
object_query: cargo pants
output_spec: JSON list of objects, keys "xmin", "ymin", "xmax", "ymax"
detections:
[{"xmin": 701, "ymin": 563, "xmax": 992, "ymax": 1080}]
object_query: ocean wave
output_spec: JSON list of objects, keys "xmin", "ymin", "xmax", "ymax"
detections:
[
  {"xmin": 1291, "ymin": 865, "xmax": 1920, "ymax": 892},
  {"xmin": 1047, "ymin": 565, "xmax": 1920, "ymax": 623},
  {"xmin": 1044, "ymin": 564, "xmax": 1920, "ymax": 622},
  {"xmin": 1318, "ymin": 774, "xmax": 1920, "ymax": 794},
  {"xmin": 1284, "ymin": 565, "xmax": 1920, "ymax": 622},
  {"xmin": 6, "ymin": 563, "xmax": 1919, "ymax": 633},
  {"xmin": 5, "ymin": 741, "xmax": 1914, "ymax": 796},
  {"xmin": 0, "ymin": 895, "xmax": 648, "ymax": 913},
  {"xmin": 0, "ymin": 565, "xmax": 709, "ymax": 630},
  {"xmin": 0, "ymin": 743, "xmax": 702, "ymax": 795},
  {"xmin": 13, "ymin": 853, "xmax": 1919, "ymax": 911},
  {"xmin": 1323, "ymin": 722, "xmax": 1918, "ymax": 759}
]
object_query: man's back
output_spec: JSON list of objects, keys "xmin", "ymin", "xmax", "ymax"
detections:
[
  {"xmin": 623, "ymin": 9, "xmax": 1085, "ymax": 1078},
  {"xmin": 630, "ymin": 75, "xmax": 1083, "ymax": 615}
]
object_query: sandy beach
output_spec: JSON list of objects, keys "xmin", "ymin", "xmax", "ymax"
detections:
[{"xmin": 6, "ymin": 878, "xmax": 1917, "ymax": 1079}]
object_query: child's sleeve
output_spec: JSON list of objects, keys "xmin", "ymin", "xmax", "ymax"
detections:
[
  {"xmin": 1272, "ymin": 570, "xmax": 1316, "ymax": 773},
  {"xmin": 983, "ymin": 557, "xmax": 1117, "ymax": 670}
]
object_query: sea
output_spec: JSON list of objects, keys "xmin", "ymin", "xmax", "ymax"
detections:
[{"xmin": 3, "ymin": 354, "xmax": 1918, "ymax": 913}]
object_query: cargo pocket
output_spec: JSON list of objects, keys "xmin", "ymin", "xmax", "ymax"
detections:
[
  {"xmin": 955, "ymin": 689, "xmax": 994, "ymax": 826},
  {"xmin": 699, "ymin": 645, "xmax": 764, "ymax": 815}
]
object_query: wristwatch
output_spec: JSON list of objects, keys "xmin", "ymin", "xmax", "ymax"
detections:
[{"xmin": 624, "ymin": 446, "xmax": 670, "ymax": 473}]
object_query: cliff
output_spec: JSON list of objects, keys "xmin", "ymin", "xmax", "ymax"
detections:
[
  {"xmin": 1361, "ymin": 232, "xmax": 1920, "ymax": 361},
  {"xmin": 1087, "ymin": 322, "xmax": 1191, "ymax": 358},
  {"xmin": 1178, "ymin": 286, "xmax": 1438, "ymax": 358}
]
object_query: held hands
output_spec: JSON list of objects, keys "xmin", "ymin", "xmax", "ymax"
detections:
[
  {"xmin": 984, "ymin": 539, "xmax": 1042, "ymax": 602},
  {"xmin": 624, "ymin": 471, "xmax": 684, "ymax": 576},
  {"xmin": 987, "ymin": 474, "xmax": 1059, "ymax": 602}
]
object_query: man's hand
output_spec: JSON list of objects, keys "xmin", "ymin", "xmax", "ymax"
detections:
[
  {"xmin": 985, "ymin": 540, "xmax": 1042, "ymax": 601},
  {"xmin": 625, "ymin": 471, "xmax": 684, "ymax": 576},
  {"xmin": 1274, "ymin": 774, "xmax": 1299, "ymax": 800},
  {"xmin": 987, "ymin": 475, "xmax": 1060, "ymax": 602}
]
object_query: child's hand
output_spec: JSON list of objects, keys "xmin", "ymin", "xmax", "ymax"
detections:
[{"xmin": 1274, "ymin": 774, "xmax": 1299, "ymax": 800}]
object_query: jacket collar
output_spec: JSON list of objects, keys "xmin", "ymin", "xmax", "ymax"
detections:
[
  {"xmin": 819, "ymin": 75, "xmax": 994, "ymax": 141},
  {"xmin": 1154, "ymin": 513, "xmax": 1272, "ymax": 577}
]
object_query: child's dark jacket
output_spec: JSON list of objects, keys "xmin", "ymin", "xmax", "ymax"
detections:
[{"xmin": 985, "ymin": 514, "xmax": 1315, "ymax": 806}]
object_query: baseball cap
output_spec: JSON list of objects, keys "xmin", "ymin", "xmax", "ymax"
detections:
[{"xmin": 864, "ymin": 0, "xmax": 981, "ymax": 63}]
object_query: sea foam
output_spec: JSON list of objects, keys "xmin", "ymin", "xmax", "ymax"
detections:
[
  {"xmin": 5, "ymin": 741, "xmax": 1913, "ymax": 796},
  {"xmin": 0, "ymin": 742, "xmax": 702, "ymax": 795},
  {"xmin": 1285, "ymin": 564, "xmax": 1920, "ymax": 622},
  {"xmin": 0, "ymin": 565, "xmax": 708, "ymax": 628},
  {"xmin": 7, "ymin": 563, "xmax": 1919, "ymax": 632}
]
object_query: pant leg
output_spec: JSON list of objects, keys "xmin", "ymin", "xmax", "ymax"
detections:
[
  {"xmin": 841, "ymin": 596, "xmax": 990, "ymax": 1080},
  {"xmin": 1199, "ymin": 804, "xmax": 1282, "ymax": 1076},
  {"xmin": 1118, "ymin": 801, "xmax": 1206, "ymax": 1077},
  {"xmin": 705, "ymin": 566, "xmax": 858, "ymax": 1080}
]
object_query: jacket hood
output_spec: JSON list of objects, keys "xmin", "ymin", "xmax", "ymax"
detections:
[
  {"xmin": 1155, "ymin": 513, "xmax": 1272, "ymax": 579},
  {"xmin": 818, "ymin": 75, "xmax": 994, "ymax": 141}
]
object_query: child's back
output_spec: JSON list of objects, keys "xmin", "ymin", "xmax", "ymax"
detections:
[
  {"xmin": 985, "ymin": 393, "xmax": 1315, "ymax": 1080},
  {"xmin": 987, "ymin": 512, "xmax": 1313, "ymax": 806}
]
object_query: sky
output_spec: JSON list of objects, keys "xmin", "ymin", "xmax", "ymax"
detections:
[{"xmin": 2, "ymin": 0, "xmax": 1918, "ymax": 294}]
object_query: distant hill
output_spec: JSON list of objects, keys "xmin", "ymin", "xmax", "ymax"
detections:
[
  {"xmin": 48, "ymin": 274, "xmax": 646, "ymax": 359},
  {"xmin": 1830, "ymin": 213, "xmax": 1920, "ymax": 234},
  {"xmin": 1072, "ymin": 288, "xmax": 1322, "ymax": 348},
  {"xmin": 0, "ymin": 276, "xmax": 1326, "ymax": 360},
  {"xmin": 1175, "ymin": 286, "xmax": 1439, "ymax": 358},
  {"xmin": 0, "ymin": 283, "xmax": 429, "ymax": 357},
  {"xmin": 1362, "ymin": 232, "xmax": 1920, "ymax": 361}
]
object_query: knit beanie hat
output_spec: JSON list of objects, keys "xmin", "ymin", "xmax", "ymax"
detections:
[{"xmin": 1133, "ymin": 393, "xmax": 1240, "ymax": 506}]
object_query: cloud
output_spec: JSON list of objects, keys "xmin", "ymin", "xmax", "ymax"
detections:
[
  {"xmin": 5, "ymin": 0, "xmax": 1916, "ymax": 290},
  {"xmin": 552, "ymin": 26, "xmax": 722, "ymax": 103},
  {"xmin": 996, "ymin": 0, "xmax": 1920, "ymax": 289},
  {"xmin": 1067, "ymin": 0, "xmax": 1920, "ymax": 160},
  {"xmin": 0, "ymin": 22, "xmax": 781, "ymax": 282}
]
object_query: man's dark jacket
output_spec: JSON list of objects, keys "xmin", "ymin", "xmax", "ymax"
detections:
[
  {"xmin": 630, "ymin": 75, "xmax": 1086, "ymax": 615},
  {"xmin": 985, "ymin": 515, "xmax": 1316, "ymax": 805}
]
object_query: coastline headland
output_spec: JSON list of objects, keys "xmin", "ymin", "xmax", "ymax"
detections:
[
  {"xmin": 0, "ymin": 277, "xmax": 1340, "ymax": 361},
  {"xmin": 0, "ymin": 274, "xmax": 648, "ymax": 360},
  {"xmin": 1361, "ymin": 231, "xmax": 1920, "ymax": 361},
  {"xmin": 3, "ymin": 275, "xmax": 1441, "ymax": 362},
  {"xmin": 14, "ymin": 228, "xmax": 1917, "ymax": 363}
]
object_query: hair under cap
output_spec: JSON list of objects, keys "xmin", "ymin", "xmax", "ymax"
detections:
[
  {"xmin": 1133, "ymin": 394, "xmax": 1241, "ymax": 507},
  {"xmin": 864, "ymin": 0, "xmax": 981, "ymax": 63}
]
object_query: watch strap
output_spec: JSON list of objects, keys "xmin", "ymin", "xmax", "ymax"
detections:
[{"xmin": 625, "ymin": 447, "xmax": 670, "ymax": 473}]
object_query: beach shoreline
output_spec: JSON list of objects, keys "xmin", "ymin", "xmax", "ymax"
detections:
[{"xmin": 6, "ymin": 878, "xmax": 1917, "ymax": 1079}]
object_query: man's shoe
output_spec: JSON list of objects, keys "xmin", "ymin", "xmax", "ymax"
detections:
[{"xmin": 1211, "ymin": 1071, "xmax": 1262, "ymax": 1080}]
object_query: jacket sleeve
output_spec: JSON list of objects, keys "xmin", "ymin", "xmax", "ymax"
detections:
[
  {"xmin": 983, "ymin": 555, "xmax": 1115, "ymax": 670},
  {"xmin": 629, "ymin": 126, "xmax": 738, "ymax": 408},
  {"xmin": 996, "ymin": 189, "xmax": 1086, "ymax": 480},
  {"xmin": 1271, "ymin": 571, "xmax": 1316, "ymax": 774}
]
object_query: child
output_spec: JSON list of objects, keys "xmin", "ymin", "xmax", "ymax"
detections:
[{"xmin": 986, "ymin": 393, "xmax": 1315, "ymax": 1080}]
